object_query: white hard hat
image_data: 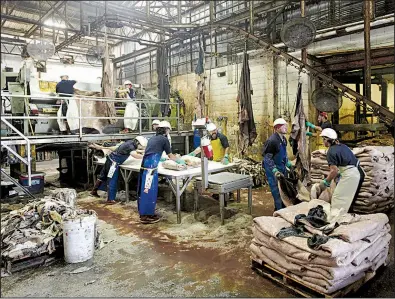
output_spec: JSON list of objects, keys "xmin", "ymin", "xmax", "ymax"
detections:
[
  {"xmin": 124, "ymin": 80, "xmax": 132, "ymax": 85},
  {"xmin": 135, "ymin": 136, "xmax": 148, "ymax": 147},
  {"xmin": 152, "ymin": 119, "xmax": 160, "ymax": 125},
  {"xmin": 206, "ymin": 123, "xmax": 217, "ymax": 132},
  {"xmin": 159, "ymin": 121, "xmax": 172, "ymax": 130},
  {"xmin": 320, "ymin": 128, "xmax": 338, "ymax": 140},
  {"xmin": 273, "ymin": 118, "xmax": 287, "ymax": 127}
]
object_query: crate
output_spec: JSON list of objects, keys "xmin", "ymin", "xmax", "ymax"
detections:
[
  {"xmin": 251, "ymin": 260, "xmax": 377, "ymax": 298},
  {"xmin": 19, "ymin": 172, "xmax": 45, "ymax": 194},
  {"xmin": 3, "ymin": 254, "xmax": 57, "ymax": 274}
]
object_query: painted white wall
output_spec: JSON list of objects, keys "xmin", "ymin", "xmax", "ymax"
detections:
[{"xmin": 1, "ymin": 53, "xmax": 102, "ymax": 84}]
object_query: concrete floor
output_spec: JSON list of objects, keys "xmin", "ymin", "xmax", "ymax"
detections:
[{"xmin": 1, "ymin": 160, "xmax": 394, "ymax": 297}]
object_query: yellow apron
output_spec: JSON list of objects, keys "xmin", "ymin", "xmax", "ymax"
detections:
[
  {"xmin": 211, "ymin": 138, "xmax": 225, "ymax": 162},
  {"xmin": 330, "ymin": 165, "xmax": 363, "ymax": 219}
]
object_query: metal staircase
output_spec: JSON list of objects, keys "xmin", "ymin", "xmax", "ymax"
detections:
[{"xmin": 1, "ymin": 169, "xmax": 35, "ymax": 199}]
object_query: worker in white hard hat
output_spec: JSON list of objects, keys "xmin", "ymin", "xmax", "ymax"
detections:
[
  {"xmin": 90, "ymin": 136, "xmax": 147, "ymax": 203},
  {"xmin": 319, "ymin": 128, "xmax": 365, "ymax": 217},
  {"xmin": 262, "ymin": 118, "xmax": 293, "ymax": 211},
  {"xmin": 124, "ymin": 80, "xmax": 136, "ymax": 99},
  {"xmin": 152, "ymin": 119, "xmax": 160, "ymax": 131},
  {"xmin": 137, "ymin": 121, "xmax": 186, "ymax": 224},
  {"xmin": 188, "ymin": 122, "xmax": 230, "ymax": 165}
]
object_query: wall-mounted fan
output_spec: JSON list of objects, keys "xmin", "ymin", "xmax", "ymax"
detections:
[
  {"xmin": 86, "ymin": 46, "xmax": 105, "ymax": 66},
  {"xmin": 311, "ymin": 87, "xmax": 343, "ymax": 112},
  {"xmin": 26, "ymin": 39, "xmax": 55, "ymax": 61},
  {"xmin": 280, "ymin": 17, "xmax": 316, "ymax": 49}
]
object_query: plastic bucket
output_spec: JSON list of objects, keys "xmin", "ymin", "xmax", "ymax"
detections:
[{"xmin": 63, "ymin": 213, "xmax": 97, "ymax": 263}]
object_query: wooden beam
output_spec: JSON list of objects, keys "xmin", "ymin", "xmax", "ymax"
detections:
[{"xmin": 332, "ymin": 123, "xmax": 387, "ymax": 132}]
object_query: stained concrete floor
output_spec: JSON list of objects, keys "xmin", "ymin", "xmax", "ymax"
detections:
[{"xmin": 1, "ymin": 159, "xmax": 394, "ymax": 297}]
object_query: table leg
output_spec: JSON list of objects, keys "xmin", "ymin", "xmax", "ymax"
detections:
[
  {"xmin": 248, "ymin": 186, "xmax": 252, "ymax": 215},
  {"xmin": 176, "ymin": 178, "xmax": 181, "ymax": 224},
  {"xmin": 220, "ymin": 193, "xmax": 225, "ymax": 225},
  {"xmin": 194, "ymin": 183, "xmax": 199, "ymax": 220},
  {"xmin": 120, "ymin": 169, "xmax": 133, "ymax": 203},
  {"xmin": 236, "ymin": 189, "xmax": 241, "ymax": 203}
]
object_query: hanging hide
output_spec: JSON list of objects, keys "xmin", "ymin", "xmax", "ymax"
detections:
[
  {"xmin": 157, "ymin": 46, "xmax": 170, "ymax": 117},
  {"xmin": 237, "ymin": 52, "xmax": 257, "ymax": 154},
  {"xmin": 195, "ymin": 43, "xmax": 205, "ymax": 118},
  {"xmin": 101, "ymin": 38, "xmax": 117, "ymax": 125},
  {"xmin": 290, "ymin": 82, "xmax": 310, "ymax": 185}
]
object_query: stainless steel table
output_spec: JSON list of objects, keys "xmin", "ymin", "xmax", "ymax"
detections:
[
  {"xmin": 92, "ymin": 158, "xmax": 235, "ymax": 224},
  {"xmin": 194, "ymin": 172, "xmax": 253, "ymax": 225}
]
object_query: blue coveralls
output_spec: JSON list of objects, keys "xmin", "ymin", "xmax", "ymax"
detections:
[
  {"xmin": 137, "ymin": 153, "xmax": 162, "ymax": 215},
  {"xmin": 98, "ymin": 153, "xmax": 129, "ymax": 201},
  {"xmin": 262, "ymin": 135, "xmax": 289, "ymax": 211}
]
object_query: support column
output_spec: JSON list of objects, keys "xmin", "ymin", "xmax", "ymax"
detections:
[
  {"xmin": 363, "ymin": 0, "xmax": 373, "ymax": 103},
  {"xmin": 301, "ymin": 0, "xmax": 307, "ymax": 63}
]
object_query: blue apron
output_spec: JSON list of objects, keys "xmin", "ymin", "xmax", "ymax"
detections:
[
  {"xmin": 263, "ymin": 141, "xmax": 287, "ymax": 211},
  {"xmin": 137, "ymin": 153, "xmax": 162, "ymax": 215},
  {"xmin": 98, "ymin": 153, "xmax": 129, "ymax": 201}
]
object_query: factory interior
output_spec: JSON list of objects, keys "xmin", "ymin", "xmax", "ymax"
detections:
[{"xmin": 1, "ymin": 0, "xmax": 394, "ymax": 297}]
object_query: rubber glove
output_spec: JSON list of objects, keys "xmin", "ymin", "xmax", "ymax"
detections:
[
  {"xmin": 286, "ymin": 161, "xmax": 293, "ymax": 169},
  {"xmin": 175, "ymin": 158, "xmax": 186, "ymax": 165},
  {"xmin": 272, "ymin": 168, "xmax": 283, "ymax": 178},
  {"xmin": 159, "ymin": 157, "xmax": 166, "ymax": 162},
  {"xmin": 187, "ymin": 152, "xmax": 196, "ymax": 157},
  {"xmin": 305, "ymin": 121, "xmax": 316, "ymax": 129},
  {"xmin": 319, "ymin": 179, "xmax": 331, "ymax": 190},
  {"xmin": 222, "ymin": 154, "xmax": 229, "ymax": 165},
  {"xmin": 306, "ymin": 131, "xmax": 313, "ymax": 137}
]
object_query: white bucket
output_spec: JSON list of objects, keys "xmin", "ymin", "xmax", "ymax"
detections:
[{"xmin": 63, "ymin": 213, "xmax": 97, "ymax": 263}]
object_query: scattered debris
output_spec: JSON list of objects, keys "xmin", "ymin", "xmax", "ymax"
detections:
[
  {"xmin": 84, "ymin": 280, "xmax": 96, "ymax": 286},
  {"xmin": 66, "ymin": 266, "xmax": 93, "ymax": 274}
]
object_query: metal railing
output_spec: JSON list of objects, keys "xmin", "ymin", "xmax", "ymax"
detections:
[
  {"xmin": 1, "ymin": 93, "xmax": 184, "ymax": 143},
  {"xmin": 0, "ymin": 118, "xmax": 32, "ymax": 186}
]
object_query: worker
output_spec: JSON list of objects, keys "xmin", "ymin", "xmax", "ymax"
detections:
[
  {"xmin": 152, "ymin": 119, "xmax": 160, "ymax": 131},
  {"xmin": 138, "ymin": 121, "xmax": 186, "ymax": 224},
  {"xmin": 262, "ymin": 118, "xmax": 293, "ymax": 211},
  {"xmin": 56, "ymin": 75, "xmax": 76, "ymax": 121},
  {"xmin": 124, "ymin": 80, "xmax": 136, "ymax": 99},
  {"xmin": 305, "ymin": 112, "xmax": 332, "ymax": 136},
  {"xmin": 188, "ymin": 123, "xmax": 230, "ymax": 165},
  {"xmin": 319, "ymin": 128, "xmax": 365, "ymax": 217},
  {"xmin": 90, "ymin": 136, "xmax": 148, "ymax": 204}
]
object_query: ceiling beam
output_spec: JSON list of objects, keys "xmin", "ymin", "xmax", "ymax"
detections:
[
  {"xmin": 24, "ymin": 1, "xmax": 67, "ymax": 37},
  {"xmin": 45, "ymin": 0, "xmax": 76, "ymax": 29},
  {"xmin": 1, "ymin": 3, "xmax": 16, "ymax": 28}
]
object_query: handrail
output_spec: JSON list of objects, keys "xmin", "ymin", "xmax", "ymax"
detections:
[
  {"xmin": 1, "ymin": 118, "xmax": 32, "ymax": 186},
  {"xmin": 1, "ymin": 93, "xmax": 179, "ymax": 105},
  {"xmin": 1, "ymin": 169, "xmax": 35, "ymax": 199}
]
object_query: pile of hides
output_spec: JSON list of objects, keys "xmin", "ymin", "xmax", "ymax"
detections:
[
  {"xmin": 250, "ymin": 199, "xmax": 390, "ymax": 294},
  {"xmin": 310, "ymin": 146, "xmax": 394, "ymax": 213},
  {"xmin": 233, "ymin": 158, "xmax": 266, "ymax": 188},
  {"xmin": 162, "ymin": 160, "xmax": 187, "ymax": 171},
  {"xmin": 1, "ymin": 189, "xmax": 99, "ymax": 274},
  {"xmin": 277, "ymin": 168, "xmax": 310, "ymax": 206}
]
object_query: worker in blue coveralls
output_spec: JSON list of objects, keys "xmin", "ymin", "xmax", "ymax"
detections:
[
  {"xmin": 262, "ymin": 118, "xmax": 293, "ymax": 211},
  {"xmin": 138, "ymin": 121, "xmax": 186, "ymax": 224},
  {"xmin": 90, "ymin": 136, "xmax": 148, "ymax": 204}
]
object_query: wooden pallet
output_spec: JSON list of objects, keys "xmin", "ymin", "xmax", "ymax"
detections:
[
  {"xmin": 3, "ymin": 254, "xmax": 57, "ymax": 274},
  {"xmin": 251, "ymin": 260, "xmax": 377, "ymax": 298}
]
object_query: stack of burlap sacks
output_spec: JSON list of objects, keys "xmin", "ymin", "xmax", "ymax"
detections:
[
  {"xmin": 310, "ymin": 146, "xmax": 394, "ymax": 213},
  {"xmin": 250, "ymin": 199, "xmax": 391, "ymax": 294}
]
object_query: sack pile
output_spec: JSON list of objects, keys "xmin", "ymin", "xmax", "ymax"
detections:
[
  {"xmin": 250, "ymin": 199, "xmax": 390, "ymax": 294},
  {"xmin": 233, "ymin": 158, "xmax": 266, "ymax": 187},
  {"xmin": 310, "ymin": 146, "xmax": 394, "ymax": 213},
  {"xmin": 1, "ymin": 189, "xmax": 99, "ymax": 273}
]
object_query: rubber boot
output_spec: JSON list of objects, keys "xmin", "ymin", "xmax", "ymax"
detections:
[{"xmin": 90, "ymin": 180, "xmax": 102, "ymax": 198}]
